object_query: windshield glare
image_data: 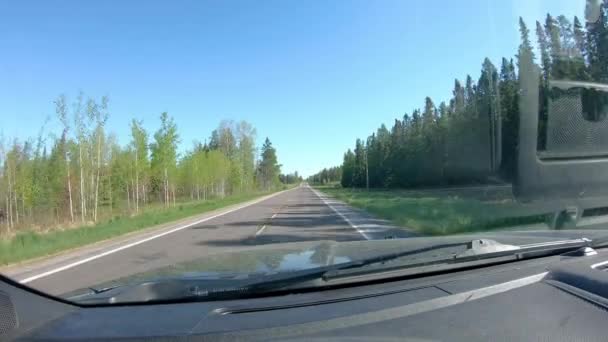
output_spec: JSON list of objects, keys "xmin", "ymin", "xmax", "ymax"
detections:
[{"xmin": 1, "ymin": 0, "xmax": 608, "ymax": 303}]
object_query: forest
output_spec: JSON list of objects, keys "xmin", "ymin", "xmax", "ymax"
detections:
[
  {"xmin": 311, "ymin": 2, "xmax": 608, "ymax": 189},
  {"xmin": 0, "ymin": 95, "xmax": 292, "ymax": 236}
]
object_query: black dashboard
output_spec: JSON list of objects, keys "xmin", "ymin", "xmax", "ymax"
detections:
[{"xmin": 2, "ymin": 249, "xmax": 608, "ymax": 341}]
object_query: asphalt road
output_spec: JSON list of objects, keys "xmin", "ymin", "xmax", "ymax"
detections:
[{"xmin": 5, "ymin": 185, "xmax": 413, "ymax": 295}]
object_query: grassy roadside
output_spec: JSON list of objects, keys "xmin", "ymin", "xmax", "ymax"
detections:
[
  {"xmin": 0, "ymin": 187, "xmax": 293, "ymax": 266},
  {"xmin": 315, "ymin": 185, "xmax": 547, "ymax": 236}
]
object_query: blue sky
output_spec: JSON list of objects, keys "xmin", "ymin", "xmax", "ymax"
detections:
[{"xmin": 0, "ymin": 0, "xmax": 582, "ymax": 177}]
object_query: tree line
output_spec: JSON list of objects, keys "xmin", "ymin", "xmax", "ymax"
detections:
[
  {"xmin": 307, "ymin": 166, "xmax": 341, "ymax": 185},
  {"xmin": 318, "ymin": 1, "xmax": 608, "ymax": 189},
  {"xmin": 0, "ymin": 94, "xmax": 287, "ymax": 234},
  {"xmin": 279, "ymin": 171, "xmax": 303, "ymax": 185}
]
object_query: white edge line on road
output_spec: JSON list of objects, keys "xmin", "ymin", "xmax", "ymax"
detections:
[
  {"xmin": 271, "ymin": 213, "xmax": 277, "ymax": 219},
  {"xmin": 308, "ymin": 186, "xmax": 371, "ymax": 241},
  {"xmin": 19, "ymin": 188, "xmax": 294, "ymax": 284}
]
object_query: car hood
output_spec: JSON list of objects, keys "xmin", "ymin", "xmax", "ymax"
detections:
[{"xmin": 66, "ymin": 228, "xmax": 608, "ymax": 297}]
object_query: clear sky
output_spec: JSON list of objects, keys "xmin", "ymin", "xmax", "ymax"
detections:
[{"xmin": 0, "ymin": 0, "xmax": 582, "ymax": 177}]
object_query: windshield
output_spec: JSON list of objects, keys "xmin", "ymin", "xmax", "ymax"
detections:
[{"xmin": 2, "ymin": 0, "xmax": 608, "ymax": 303}]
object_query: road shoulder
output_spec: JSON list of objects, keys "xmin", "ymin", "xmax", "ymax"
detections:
[
  {"xmin": 2, "ymin": 189, "xmax": 293, "ymax": 282},
  {"xmin": 310, "ymin": 186, "xmax": 417, "ymax": 240}
]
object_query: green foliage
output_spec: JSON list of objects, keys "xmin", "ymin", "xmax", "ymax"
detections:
[
  {"xmin": 279, "ymin": 172, "xmax": 302, "ymax": 184},
  {"xmin": 0, "ymin": 97, "xmax": 289, "ymax": 245},
  {"xmin": 317, "ymin": 3, "xmax": 605, "ymax": 190},
  {"xmin": 307, "ymin": 166, "xmax": 341, "ymax": 185},
  {"xmin": 150, "ymin": 112, "xmax": 180, "ymax": 206},
  {"xmin": 256, "ymin": 138, "xmax": 281, "ymax": 190}
]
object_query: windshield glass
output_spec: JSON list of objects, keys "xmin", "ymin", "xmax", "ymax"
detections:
[{"xmin": 2, "ymin": 0, "xmax": 608, "ymax": 303}]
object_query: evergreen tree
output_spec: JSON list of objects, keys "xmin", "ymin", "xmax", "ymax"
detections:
[
  {"xmin": 257, "ymin": 138, "xmax": 281, "ymax": 190},
  {"xmin": 517, "ymin": 17, "xmax": 535, "ymax": 67},
  {"xmin": 451, "ymin": 79, "xmax": 465, "ymax": 114},
  {"xmin": 536, "ymin": 21, "xmax": 552, "ymax": 82},
  {"xmin": 499, "ymin": 58, "xmax": 519, "ymax": 180},
  {"xmin": 572, "ymin": 16, "xmax": 588, "ymax": 78},
  {"xmin": 341, "ymin": 150, "xmax": 356, "ymax": 188},
  {"xmin": 353, "ymin": 139, "xmax": 366, "ymax": 187},
  {"xmin": 586, "ymin": 0, "xmax": 608, "ymax": 81}
]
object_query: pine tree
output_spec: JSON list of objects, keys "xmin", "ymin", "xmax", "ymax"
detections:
[
  {"xmin": 477, "ymin": 58, "xmax": 501, "ymax": 171},
  {"xmin": 353, "ymin": 139, "xmax": 366, "ymax": 187},
  {"xmin": 451, "ymin": 79, "xmax": 465, "ymax": 114},
  {"xmin": 341, "ymin": 150, "xmax": 356, "ymax": 188},
  {"xmin": 517, "ymin": 17, "xmax": 535, "ymax": 67},
  {"xmin": 572, "ymin": 16, "xmax": 588, "ymax": 78},
  {"xmin": 499, "ymin": 58, "xmax": 519, "ymax": 180},
  {"xmin": 586, "ymin": 0, "xmax": 608, "ymax": 81},
  {"xmin": 536, "ymin": 21, "xmax": 552, "ymax": 82},
  {"xmin": 464, "ymin": 75, "xmax": 476, "ymax": 116},
  {"xmin": 545, "ymin": 14, "xmax": 564, "ymax": 78},
  {"xmin": 573, "ymin": 16, "xmax": 586, "ymax": 57},
  {"xmin": 257, "ymin": 138, "xmax": 281, "ymax": 191}
]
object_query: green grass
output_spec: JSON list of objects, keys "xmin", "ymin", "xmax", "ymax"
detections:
[
  {"xmin": 317, "ymin": 186, "xmax": 548, "ymax": 236},
  {"xmin": 0, "ymin": 190, "xmax": 284, "ymax": 266}
]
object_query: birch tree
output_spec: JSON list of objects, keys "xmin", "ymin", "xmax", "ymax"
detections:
[
  {"xmin": 55, "ymin": 95, "xmax": 74, "ymax": 223},
  {"xmin": 151, "ymin": 112, "xmax": 179, "ymax": 207},
  {"xmin": 73, "ymin": 93, "xmax": 88, "ymax": 223},
  {"xmin": 130, "ymin": 119, "xmax": 149, "ymax": 213},
  {"xmin": 88, "ymin": 96, "xmax": 109, "ymax": 222}
]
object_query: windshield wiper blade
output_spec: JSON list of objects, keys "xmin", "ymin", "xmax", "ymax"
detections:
[
  {"xmin": 76, "ymin": 238, "xmax": 594, "ymax": 304},
  {"xmin": 74, "ymin": 242, "xmax": 477, "ymax": 304},
  {"xmin": 323, "ymin": 238, "xmax": 593, "ymax": 280}
]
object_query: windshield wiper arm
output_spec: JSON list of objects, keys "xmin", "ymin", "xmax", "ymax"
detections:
[{"xmin": 73, "ymin": 267, "xmax": 338, "ymax": 304}]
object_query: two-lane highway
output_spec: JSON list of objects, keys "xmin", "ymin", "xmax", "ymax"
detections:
[{"xmin": 5, "ymin": 186, "xmax": 414, "ymax": 295}]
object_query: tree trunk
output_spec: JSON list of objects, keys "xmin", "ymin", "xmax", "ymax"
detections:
[
  {"xmin": 65, "ymin": 153, "xmax": 74, "ymax": 223},
  {"xmin": 8, "ymin": 170, "xmax": 13, "ymax": 228},
  {"xmin": 90, "ymin": 170, "xmax": 95, "ymax": 214},
  {"xmin": 126, "ymin": 184, "xmax": 131, "ymax": 213},
  {"xmin": 109, "ymin": 173, "xmax": 113, "ymax": 215},
  {"xmin": 79, "ymin": 145, "xmax": 86, "ymax": 223},
  {"xmin": 164, "ymin": 167, "xmax": 169, "ymax": 207},
  {"xmin": 134, "ymin": 149, "xmax": 139, "ymax": 213},
  {"xmin": 131, "ymin": 178, "xmax": 136, "ymax": 212},
  {"xmin": 240, "ymin": 169, "xmax": 244, "ymax": 194},
  {"xmin": 94, "ymin": 133, "xmax": 102, "ymax": 222},
  {"xmin": 5, "ymin": 195, "xmax": 11, "ymax": 232},
  {"xmin": 21, "ymin": 196, "xmax": 26, "ymax": 226},
  {"xmin": 10, "ymin": 170, "xmax": 18, "ymax": 225},
  {"xmin": 172, "ymin": 187, "xmax": 176, "ymax": 207}
]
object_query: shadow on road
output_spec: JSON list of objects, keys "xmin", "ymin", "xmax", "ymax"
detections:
[
  {"xmin": 199, "ymin": 230, "xmax": 362, "ymax": 247},
  {"xmin": 285, "ymin": 203, "xmax": 329, "ymax": 208}
]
